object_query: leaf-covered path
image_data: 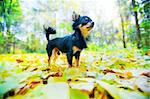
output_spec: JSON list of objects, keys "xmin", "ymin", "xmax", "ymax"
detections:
[{"xmin": 0, "ymin": 48, "xmax": 150, "ymax": 99}]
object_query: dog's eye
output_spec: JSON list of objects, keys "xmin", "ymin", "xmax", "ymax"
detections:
[
  {"xmin": 85, "ymin": 18, "xmax": 89, "ymax": 21},
  {"xmin": 85, "ymin": 18, "xmax": 88, "ymax": 21}
]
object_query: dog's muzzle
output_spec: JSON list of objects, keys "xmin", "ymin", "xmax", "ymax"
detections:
[
  {"xmin": 90, "ymin": 22, "xmax": 94, "ymax": 28},
  {"xmin": 87, "ymin": 21, "xmax": 94, "ymax": 28}
]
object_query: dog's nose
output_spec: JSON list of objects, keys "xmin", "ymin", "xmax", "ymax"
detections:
[{"xmin": 91, "ymin": 22, "xmax": 94, "ymax": 27}]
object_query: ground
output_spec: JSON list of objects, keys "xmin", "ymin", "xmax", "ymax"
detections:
[{"xmin": 0, "ymin": 48, "xmax": 150, "ymax": 99}]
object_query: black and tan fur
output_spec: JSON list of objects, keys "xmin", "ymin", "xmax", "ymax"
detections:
[{"xmin": 44, "ymin": 12, "xmax": 94, "ymax": 68}]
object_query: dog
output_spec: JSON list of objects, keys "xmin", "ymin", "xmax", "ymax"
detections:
[{"xmin": 44, "ymin": 12, "xmax": 94, "ymax": 68}]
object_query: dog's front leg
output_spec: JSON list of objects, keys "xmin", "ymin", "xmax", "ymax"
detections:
[
  {"xmin": 67, "ymin": 51, "xmax": 73, "ymax": 68},
  {"xmin": 75, "ymin": 51, "xmax": 81, "ymax": 67}
]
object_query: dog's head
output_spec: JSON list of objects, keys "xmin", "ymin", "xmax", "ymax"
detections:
[{"xmin": 72, "ymin": 12, "xmax": 94, "ymax": 38}]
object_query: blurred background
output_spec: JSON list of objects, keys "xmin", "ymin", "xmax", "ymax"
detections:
[{"xmin": 0, "ymin": 0, "xmax": 149, "ymax": 53}]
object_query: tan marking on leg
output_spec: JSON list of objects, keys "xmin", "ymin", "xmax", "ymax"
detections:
[
  {"xmin": 75, "ymin": 58, "xmax": 79, "ymax": 67},
  {"xmin": 52, "ymin": 47, "xmax": 59, "ymax": 63},
  {"xmin": 73, "ymin": 46, "xmax": 81, "ymax": 54},
  {"xmin": 67, "ymin": 64, "xmax": 71, "ymax": 68}
]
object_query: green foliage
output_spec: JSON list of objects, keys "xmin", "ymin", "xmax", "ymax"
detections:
[
  {"xmin": 0, "ymin": 0, "xmax": 149, "ymax": 54},
  {"xmin": 139, "ymin": 1, "xmax": 150, "ymax": 48},
  {"xmin": 87, "ymin": 43, "xmax": 101, "ymax": 51},
  {"xmin": 26, "ymin": 33, "xmax": 40, "ymax": 52},
  {"xmin": 0, "ymin": 32, "xmax": 5, "ymax": 45},
  {"xmin": 2, "ymin": 0, "xmax": 22, "ymax": 24},
  {"xmin": 0, "ymin": 0, "xmax": 23, "ymax": 53},
  {"xmin": 59, "ymin": 22, "xmax": 73, "ymax": 33},
  {"xmin": 141, "ymin": 19, "xmax": 150, "ymax": 29},
  {"xmin": 0, "ymin": 32, "xmax": 7, "ymax": 53}
]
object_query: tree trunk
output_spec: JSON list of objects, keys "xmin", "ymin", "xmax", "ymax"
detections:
[
  {"xmin": 120, "ymin": 15, "xmax": 126, "ymax": 48},
  {"xmin": 117, "ymin": 0, "xmax": 126, "ymax": 48},
  {"xmin": 5, "ymin": 0, "xmax": 13, "ymax": 53},
  {"xmin": 13, "ymin": 37, "xmax": 16, "ymax": 54},
  {"xmin": 132, "ymin": 0, "xmax": 141, "ymax": 49}
]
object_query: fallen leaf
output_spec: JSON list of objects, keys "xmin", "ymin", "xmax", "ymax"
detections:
[
  {"xmin": 130, "ymin": 58, "xmax": 137, "ymax": 62},
  {"xmin": 134, "ymin": 76, "xmax": 150, "ymax": 93},
  {"xmin": 69, "ymin": 82, "xmax": 95, "ymax": 95},
  {"xmin": 96, "ymin": 80, "xmax": 148, "ymax": 99},
  {"xmin": 125, "ymin": 72, "xmax": 133, "ymax": 79},
  {"xmin": 70, "ymin": 89, "xmax": 89, "ymax": 99},
  {"xmin": 16, "ymin": 81, "xmax": 40, "ymax": 95},
  {"xmin": 141, "ymin": 72, "xmax": 150, "ymax": 78},
  {"xmin": 43, "ymin": 82, "xmax": 70, "ymax": 99},
  {"xmin": 16, "ymin": 59, "xmax": 23, "ymax": 63},
  {"xmin": 103, "ymin": 69, "xmax": 116, "ymax": 74}
]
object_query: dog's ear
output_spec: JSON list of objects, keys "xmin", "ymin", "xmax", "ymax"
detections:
[
  {"xmin": 72, "ymin": 11, "xmax": 80, "ymax": 21},
  {"xmin": 43, "ymin": 25, "xmax": 47, "ymax": 32}
]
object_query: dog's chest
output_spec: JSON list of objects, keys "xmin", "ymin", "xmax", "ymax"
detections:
[{"xmin": 72, "ymin": 37, "xmax": 87, "ymax": 49}]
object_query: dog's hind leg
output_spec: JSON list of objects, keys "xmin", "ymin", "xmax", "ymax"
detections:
[
  {"xmin": 48, "ymin": 55, "xmax": 51, "ymax": 66},
  {"xmin": 52, "ymin": 47, "xmax": 59, "ymax": 64},
  {"xmin": 47, "ymin": 48, "xmax": 52, "ymax": 67}
]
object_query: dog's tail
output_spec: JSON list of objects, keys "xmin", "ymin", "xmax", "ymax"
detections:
[{"xmin": 43, "ymin": 25, "xmax": 56, "ymax": 41}]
